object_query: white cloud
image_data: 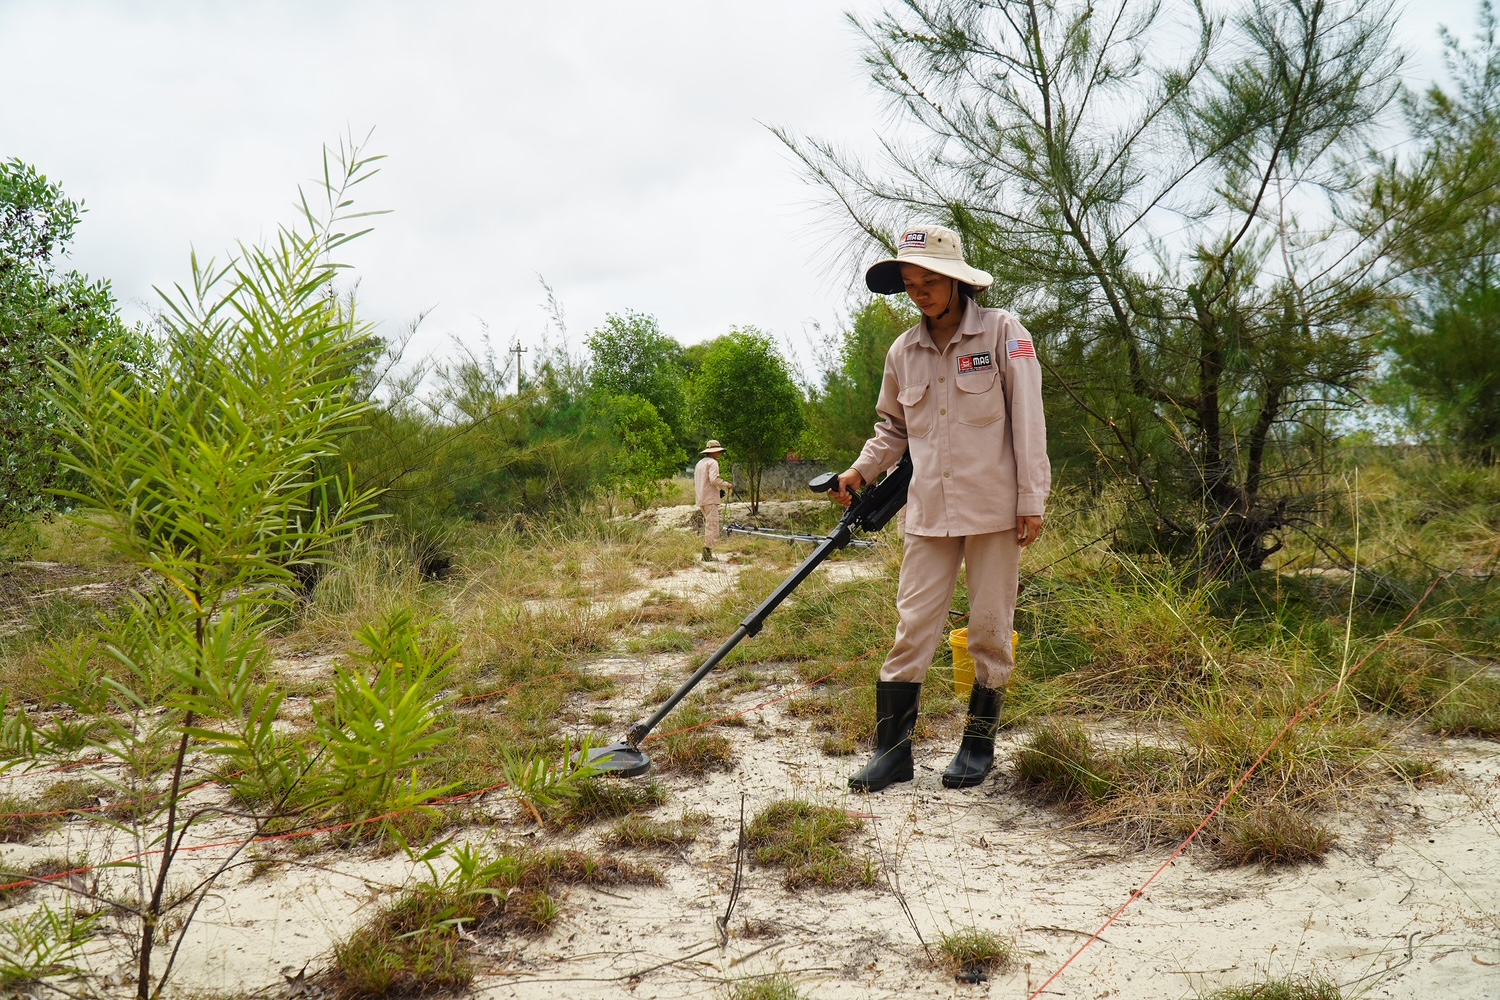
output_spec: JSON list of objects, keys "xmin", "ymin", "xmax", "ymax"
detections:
[{"xmin": 0, "ymin": 0, "xmax": 1485, "ymax": 375}]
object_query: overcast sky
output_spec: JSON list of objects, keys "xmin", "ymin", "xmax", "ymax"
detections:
[{"xmin": 0, "ymin": 1, "xmax": 1485, "ymax": 380}]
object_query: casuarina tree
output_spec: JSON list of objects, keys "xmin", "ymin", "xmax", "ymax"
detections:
[
  {"xmin": 781, "ymin": 0, "xmax": 1405, "ymax": 577},
  {"xmin": 1367, "ymin": 2, "xmax": 1500, "ymax": 462},
  {"xmin": 690, "ymin": 328, "xmax": 805, "ymax": 512}
]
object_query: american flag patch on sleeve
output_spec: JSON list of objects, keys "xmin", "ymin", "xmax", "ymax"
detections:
[{"xmin": 1007, "ymin": 338, "xmax": 1036, "ymax": 359}]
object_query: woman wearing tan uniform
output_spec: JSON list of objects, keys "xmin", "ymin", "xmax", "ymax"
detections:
[
  {"xmin": 694, "ymin": 440, "xmax": 733, "ymax": 562},
  {"xmin": 832, "ymin": 224, "xmax": 1050, "ymax": 792}
]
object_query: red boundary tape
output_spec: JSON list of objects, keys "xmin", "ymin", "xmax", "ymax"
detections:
[{"xmin": 1025, "ymin": 572, "xmax": 1449, "ymax": 998}]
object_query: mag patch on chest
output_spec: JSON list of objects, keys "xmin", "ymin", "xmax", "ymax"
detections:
[{"xmin": 958, "ymin": 351, "xmax": 994, "ymax": 374}]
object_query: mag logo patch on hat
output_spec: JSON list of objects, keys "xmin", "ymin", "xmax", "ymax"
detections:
[
  {"xmin": 898, "ymin": 231, "xmax": 928, "ymax": 250},
  {"xmin": 958, "ymin": 352, "xmax": 993, "ymax": 373}
]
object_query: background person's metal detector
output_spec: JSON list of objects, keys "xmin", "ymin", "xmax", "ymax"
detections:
[{"xmin": 579, "ymin": 453, "xmax": 913, "ymax": 777}]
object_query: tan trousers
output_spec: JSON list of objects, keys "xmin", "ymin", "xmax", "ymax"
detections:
[
  {"xmin": 880, "ymin": 531, "xmax": 1020, "ymax": 687},
  {"xmin": 700, "ymin": 503, "xmax": 721, "ymax": 547}
]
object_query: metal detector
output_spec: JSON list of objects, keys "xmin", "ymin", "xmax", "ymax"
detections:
[
  {"xmin": 579, "ymin": 453, "xmax": 913, "ymax": 776},
  {"xmin": 723, "ymin": 523, "xmax": 877, "ymax": 548}
]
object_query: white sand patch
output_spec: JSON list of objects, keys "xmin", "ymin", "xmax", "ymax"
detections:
[
  {"xmin": 632, "ymin": 501, "xmax": 835, "ymax": 534},
  {"xmin": 469, "ymin": 725, "xmax": 1500, "ymax": 1000},
  {"xmin": 522, "ymin": 548, "xmax": 885, "ymax": 621},
  {"xmin": 4, "ymin": 676, "xmax": 1494, "ymax": 998}
]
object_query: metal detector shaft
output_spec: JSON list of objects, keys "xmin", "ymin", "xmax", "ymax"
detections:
[
  {"xmin": 602, "ymin": 452, "xmax": 911, "ymax": 764},
  {"xmin": 724, "ymin": 524, "xmax": 877, "ymax": 548},
  {"xmin": 625, "ymin": 521, "xmax": 853, "ymax": 746}
]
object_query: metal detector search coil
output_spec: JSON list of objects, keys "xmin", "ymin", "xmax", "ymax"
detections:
[{"xmin": 578, "ymin": 454, "xmax": 914, "ymax": 776}]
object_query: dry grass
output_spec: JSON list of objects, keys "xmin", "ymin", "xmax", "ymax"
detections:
[
  {"xmin": 1015, "ymin": 712, "xmax": 1361, "ymax": 866},
  {"xmin": 0, "ymin": 779, "xmax": 117, "ymax": 843},
  {"xmin": 329, "ymin": 846, "xmax": 661, "ymax": 997},
  {"xmin": 602, "ymin": 810, "xmax": 711, "ymax": 850}
]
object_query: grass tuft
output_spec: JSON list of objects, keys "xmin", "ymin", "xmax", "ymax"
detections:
[
  {"xmin": 650, "ymin": 697, "xmax": 738, "ymax": 774},
  {"xmin": 723, "ymin": 972, "xmax": 806, "ymax": 1000},
  {"xmin": 746, "ymin": 799, "xmax": 874, "ymax": 890},
  {"xmin": 1014, "ymin": 722, "xmax": 1113, "ymax": 803},
  {"xmin": 542, "ymin": 778, "xmax": 668, "ymax": 828},
  {"xmin": 330, "ymin": 845, "xmax": 660, "ymax": 998},
  {"xmin": 937, "ymin": 925, "xmax": 1012, "ymax": 979},
  {"xmin": 1202, "ymin": 973, "xmax": 1343, "ymax": 999},
  {"xmin": 603, "ymin": 811, "xmax": 711, "ymax": 850},
  {"xmin": 1215, "ymin": 806, "xmax": 1338, "ymax": 867}
]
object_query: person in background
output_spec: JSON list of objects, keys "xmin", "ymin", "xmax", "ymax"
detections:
[
  {"xmin": 831, "ymin": 223, "xmax": 1050, "ymax": 793},
  {"xmin": 694, "ymin": 440, "xmax": 733, "ymax": 562}
]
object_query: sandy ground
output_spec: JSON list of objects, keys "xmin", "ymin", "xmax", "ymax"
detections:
[
  {"xmin": 459, "ymin": 675, "xmax": 1500, "ymax": 1000},
  {"xmin": 1, "ymin": 538, "xmax": 1497, "ymax": 999},
  {"xmin": 631, "ymin": 501, "xmax": 834, "ymax": 534}
]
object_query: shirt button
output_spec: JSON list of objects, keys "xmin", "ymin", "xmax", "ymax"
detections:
[
  {"xmin": 944, "ymin": 471, "xmax": 951, "ymax": 478},
  {"xmin": 939, "ymin": 376, "xmax": 946, "ymax": 383},
  {"xmin": 940, "ymin": 408, "xmax": 946, "ymax": 415}
]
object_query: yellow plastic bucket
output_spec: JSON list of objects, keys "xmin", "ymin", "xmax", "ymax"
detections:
[{"xmin": 948, "ymin": 628, "xmax": 1020, "ymax": 699}]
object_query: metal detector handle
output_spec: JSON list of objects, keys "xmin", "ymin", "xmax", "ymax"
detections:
[
  {"xmin": 809, "ymin": 453, "xmax": 912, "ymax": 534},
  {"xmin": 807, "ymin": 470, "xmax": 870, "ymax": 515}
]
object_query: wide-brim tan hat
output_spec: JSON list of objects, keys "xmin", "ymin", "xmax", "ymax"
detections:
[
  {"xmin": 700, "ymin": 440, "xmax": 726, "ymax": 454},
  {"xmin": 865, "ymin": 224, "xmax": 993, "ymax": 295}
]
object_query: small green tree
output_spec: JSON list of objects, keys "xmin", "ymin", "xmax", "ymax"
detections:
[
  {"xmin": 0, "ymin": 159, "xmax": 136, "ymax": 549},
  {"xmin": 594, "ymin": 393, "xmax": 689, "ymax": 510},
  {"xmin": 585, "ymin": 310, "xmax": 690, "ymax": 449},
  {"xmin": 38, "ymin": 140, "xmax": 452, "ymax": 1000},
  {"xmin": 690, "ymin": 328, "xmax": 805, "ymax": 512},
  {"xmin": 1368, "ymin": 1, "xmax": 1500, "ymax": 461},
  {"xmin": 805, "ymin": 297, "xmax": 916, "ymax": 467}
]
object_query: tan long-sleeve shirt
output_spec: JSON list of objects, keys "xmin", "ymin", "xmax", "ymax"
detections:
[
  {"xmin": 851, "ymin": 303, "xmax": 1050, "ymax": 537},
  {"xmin": 694, "ymin": 456, "xmax": 731, "ymax": 506}
]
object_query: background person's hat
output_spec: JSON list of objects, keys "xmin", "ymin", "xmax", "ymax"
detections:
[
  {"xmin": 865, "ymin": 224, "xmax": 994, "ymax": 295},
  {"xmin": 700, "ymin": 440, "xmax": 726, "ymax": 454}
]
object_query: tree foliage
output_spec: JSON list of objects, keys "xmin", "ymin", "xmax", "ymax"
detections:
[
  {"xmin": 782, "ymin": 0, "xmax": 1404, "ymax": 576},
  {"xmin": 690, "ymin": 328, "xmax": 805, "ymax": 511},
  {"xmin": 585, "ymin": 310, "xmax": 690, "ymax": 449},
  {"xmin": 594, "ymin": 393, "xmax": 688, "ymax": 510},
  {"xmin": 335, "ymin": 327, "xmax": 610, "ymax": 573},
  {"xmin": 0, "ymin": 159, "xmax": 134, "ymax": 547},
  {"xmin": 1369, "ymin": 1, "xmax": 1500, "ymax": 460},
  {"xmin": 804, "ymin": 297, "xmax": 917, "ymax": 468}
]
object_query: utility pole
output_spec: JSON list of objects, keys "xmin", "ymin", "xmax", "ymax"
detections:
[{"xmin": 510, "ymin": 341, "xmax": 528, "ymax": 395}]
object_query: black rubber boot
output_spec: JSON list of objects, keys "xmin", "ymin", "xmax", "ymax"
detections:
[
  {"xmin": 848, "ymin": 681, "xmax": 922, "ymax": 792},
  {"xmin": 941, "ymin": 685, "xmax": 1003, "ymax": 789}
]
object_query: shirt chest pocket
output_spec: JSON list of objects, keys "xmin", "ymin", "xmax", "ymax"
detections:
[
  {"xmin": 897, "ymin": 382, "xmax": 934, "ymax": 438},
  {"xmin": 955, "ymin": 368, "xmax": 1004, "ymax": 426}
]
